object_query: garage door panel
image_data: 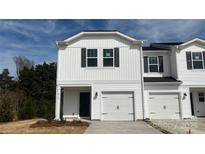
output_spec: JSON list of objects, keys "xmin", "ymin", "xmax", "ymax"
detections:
[
  {"xmin": 149, "ymin": 93, "xmax": 180, "ymax": 119},
  {"xmin": 102, "ymin": 92, "xmax": 134, "ymax": 121}
]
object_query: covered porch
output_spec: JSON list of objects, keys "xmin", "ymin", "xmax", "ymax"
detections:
[
  {"xmin": 55, "ymin": 85, "xmax": 92, "ymax": 120},
  {"xmin": 190, "ymin": 87, "xmax": 205, "ymax": 117}
]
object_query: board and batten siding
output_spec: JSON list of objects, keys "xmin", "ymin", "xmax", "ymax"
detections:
[
  {"xmin": 143, "ymin": 51, "xmax": 171, "ymax": 77},
  {"xmin": 170, "ymin": 48, "xmax": 178, "ymax": 79},
  {"xmin": 177, "ymin": 43, "xmax": 205, "ymax": 85},
  {"xmin": 57, "ymin": 35, "xmax": 142, "ymax": 85},
  {"xmin": 63, "ymin": 87, "xmax": 91, "ymax": 118}
]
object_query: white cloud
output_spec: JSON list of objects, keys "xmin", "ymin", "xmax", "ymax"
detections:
[
  {"xmin": 0, "ymin": 51, "xmax": 17, "ymax": 76},
  {"xmin": 0, "ymin": 20, "xmax": 59, "ymax": 41},
  {"xmin": 105, "ymin": 19, "xmax": 205, "ymax": 43}
]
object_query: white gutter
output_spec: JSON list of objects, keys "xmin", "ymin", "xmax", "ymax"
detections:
[{"xmin": 144, "ymin": 81, "xmax": 182, "ymax": 85}]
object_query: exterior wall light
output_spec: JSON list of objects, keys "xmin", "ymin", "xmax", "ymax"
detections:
[
  {"xmin": 182, "ymin": 92, "xmax": 187, "ymax": 100},
  {"xmin": 93, "ymin": 92, "xmax": 98, "ymax": 99},
  {"xmin": 95, "ymin": 92, "xmax": 98, "ymax": 97}
]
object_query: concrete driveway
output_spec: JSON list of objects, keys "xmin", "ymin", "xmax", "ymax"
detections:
[
  {"xmin": 84, "ymin": 121, "xmax": 162, "ymax": 134},
  {"xmin": 150, "ymin": 118, "xmax": 205, "ymax": 134}
]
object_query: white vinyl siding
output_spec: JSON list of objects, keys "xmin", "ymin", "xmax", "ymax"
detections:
[
  {"xmin": 177, "ymin": 44, "xmax": 205, "ymax": 85},
  {"xmin": 143, "ymin": 51, "xmax": 171, "ymax": 77},
  {"xmin": 57, "ymin": 34, "xmax": 144, "ymax": 121},
  {"xmin": 63, "ymin": 87, "xmax": 91, "ymax": 118},
  {"xmin": 57, "ymin": 35, "xmax": 141, "ymax": 84}
]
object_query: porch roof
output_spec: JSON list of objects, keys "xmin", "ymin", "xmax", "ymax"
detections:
[{"xmin": 144, "ymin": 77, "xmax": 181, "ymax": 83}]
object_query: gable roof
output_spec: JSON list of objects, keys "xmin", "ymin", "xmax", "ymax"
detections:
[
  {"xmin": 177, "ymin": 38, "xmax": 205, "ymax": 47},
  {"xmin": 56, "ymin": 30, "xmax": 143, "ymax": 47},
  {"xmin": 150, "ymin": 38, "xmax": 205, "ymax": 50}
]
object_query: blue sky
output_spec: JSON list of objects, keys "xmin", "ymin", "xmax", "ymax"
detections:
[{"xmin": 1, "ymin": 19, "xmax": 205, "ymax": 76}]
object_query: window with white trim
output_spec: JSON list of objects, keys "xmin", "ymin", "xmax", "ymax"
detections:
[
  {"xmin": 103, "ymin": 49, "xmax": 114, "ymax": 67},
  {"xmin": 198, "ymin": 92, "xmax": 205, "ymax": 102},
  {"xmin": 87, "ymin": 49, "xmax": 97, "ymax": 67},
  {"xmin": 148, "ymin": 57, "xmax": 159, "ymax": 72},
  {"xmin": 192, "ymin": 52, "xmax": 204, "ymax": 69}
]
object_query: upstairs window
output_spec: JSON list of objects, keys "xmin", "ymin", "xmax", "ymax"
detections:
[
  {"xmin": 87, "ymin": 49, "xmax": 97, "ymax": 67},
  {"xmin": 192, "ymin": 52, "xmax": 204, "ymax": 69},
  {"xmin": 186, "ymin": 51, "xmax": 205, "ymax": 70},
  {"xmin": 149, "ymin": 57, "xmax": 159, "ymax": 72},
  {"xmin": 144, "ymin": 56, "xmax": 163, "ymax": 73},
  {"xmin": 198, "ymin": 92, "xmax": 205, "ymax": 102},
  {"xmin": 103, "ymin": 49, "xmax": 114, "ymax": 67}
]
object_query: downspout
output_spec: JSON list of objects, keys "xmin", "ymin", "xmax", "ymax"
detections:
[
  {"xmin": 174, "ymin": 45, "xmax": 179, "ymax": 80},
  {"xmin": 139, "ymin": 41, "xmax": 145, "ymax": 120}
]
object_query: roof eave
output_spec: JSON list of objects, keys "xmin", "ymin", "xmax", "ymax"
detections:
[
  {"xmin": 177, "ymin": 38, "xmax": 205, "ymax": 49},
  {"xmin": 56, "ymin": 31, "xmax": 143, "ymax": 48},
  {"xmin": 144, "ymin": 81, "xmax": 182, "ymax": 85}
]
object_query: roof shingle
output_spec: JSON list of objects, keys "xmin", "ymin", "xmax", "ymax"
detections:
[{"xmin": 144, "ymin": 77, "xmax": 181, "ymax": 83}]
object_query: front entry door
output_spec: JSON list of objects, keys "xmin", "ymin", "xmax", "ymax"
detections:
[{"xmin": 80, "ymin": 92, "xmax": 90, "ymax": 117}]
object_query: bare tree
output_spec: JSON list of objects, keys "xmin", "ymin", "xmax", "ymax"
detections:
[{"xmin": 13, "ymin": 56, "xmax": 34, "ymax": 77}]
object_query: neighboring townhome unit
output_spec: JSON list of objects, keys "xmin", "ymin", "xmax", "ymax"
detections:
[
  {"xmin": 55, "ymin": 30, "xmax": 144, "ymax": 121},
  {"xmin": 145, "ymin": 38, "xmax": 205, "ymax": 119}
]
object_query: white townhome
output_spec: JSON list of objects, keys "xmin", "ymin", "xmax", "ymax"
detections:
[
  {"xmin": 55, "ymin": 30, "xmax": 144, "ymax": 121},
  {"xmin": 55, "ymin": 30, "xmax": 205, "ymax": 121}
]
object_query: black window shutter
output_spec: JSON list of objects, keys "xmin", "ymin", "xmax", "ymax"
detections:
[
  {"xmin": 81, "ymin": 48, "xmax": 86, "ymax": 67},
  {"xmin": 158, "ymin": 56, "xmax": 164, "ymax": 72},
  {"xmin": 203, "ymin": 51, "xmax": 205, "ymax": 69},
  {"xmin": 144, "ymin": 56, "xmax": 148, "ymax": 73},
  {"xmin": 186, "ymin": 52, "xmax": 192, "ymax": 70},
  {"xmin": 114, "ymin": 48, "xmax": 119, "ymax": 67}
]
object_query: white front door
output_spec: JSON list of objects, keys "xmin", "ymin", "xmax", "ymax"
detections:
[
  {"xmin": 149, "ymin": 93, "xmax": 180, "ymax": 119},
  {"xmin": 192, "ymin": 91, "xmax": 205, "ymax": 116},
  {"xmin": 102, "ymin": 92, "xmax": 134, "ymax": 121}
]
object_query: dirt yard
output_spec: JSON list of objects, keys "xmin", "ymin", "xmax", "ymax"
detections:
[{"xmin": 0, "ymin": 119, "xmax": 89, "ymax": 134}]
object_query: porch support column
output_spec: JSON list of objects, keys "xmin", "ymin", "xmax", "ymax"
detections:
[{"xmin": 55, "ymin": 85, "xmax": 61, "ymax": 120}]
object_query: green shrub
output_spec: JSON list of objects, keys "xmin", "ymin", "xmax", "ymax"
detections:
[
  {"xmin": 0, "ymin": 93, "xmax": 15, "ymax": 122},
  {"xmin": 17, "ymin": 97, "xmax": 37, "ymax": 120},
  {"xmin": 36, "ymin": 100, "xmax": 55, "ymax": 121}
]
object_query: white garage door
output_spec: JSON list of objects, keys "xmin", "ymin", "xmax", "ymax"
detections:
[
  {"xmin": 149, "ymin": 93, "xmax": 180, "ymax": 119},
  {"xmin": 102, "ymin": 92, "xmax": 134, "ymax": 121}
]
